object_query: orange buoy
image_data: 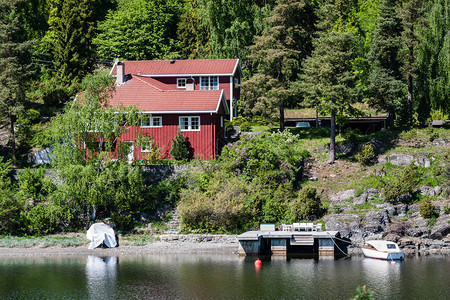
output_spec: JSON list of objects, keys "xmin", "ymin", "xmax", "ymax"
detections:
[{"xmin": 255, "ymin": 259, "xmax": 262, "ymax": 267}]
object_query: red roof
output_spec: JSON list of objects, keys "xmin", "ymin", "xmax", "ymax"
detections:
[
  {"xmin": 109, "ymin": 75, "xmax": 227, "ymax": 113},
  {"xmin": 112, "ymin": 59, "xmax": 240, "ymax": 76}
]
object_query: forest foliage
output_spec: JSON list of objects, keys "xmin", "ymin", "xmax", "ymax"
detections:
[{"xmin": 0, "ymin": 0, "xmax": 448, "ymax": 234}]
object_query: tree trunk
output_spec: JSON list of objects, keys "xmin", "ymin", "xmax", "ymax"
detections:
[
  {"xmin": 315, "ymin": 102, "xmax": 319, "ymax": 127},
  {"xmin": 9, "ymin": 112, "xmax": 16, "ymax": 166},
  {"xmin": 329, "ymin": 111, "xmax": 336, "ymax": 164},
  {"xmin": 279, "ymin": 101, "xmax": 285, "ymax": 132},
  {"xmin": 407, "ymin": 24, "xmax": 414, "ymax": 124}
]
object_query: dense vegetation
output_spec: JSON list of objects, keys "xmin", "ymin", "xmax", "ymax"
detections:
[{"xmin": 0, "ymin": 0, "xmax": 448, "ymax": 235}]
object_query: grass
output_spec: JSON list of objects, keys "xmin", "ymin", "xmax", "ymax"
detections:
[
  {"xmin": 120, "ymin": 235, "xmax": 158, "ymax": 246},
  {"xmin": 0, "ymin": 235, "xmax": 87, "ymax": 248}
]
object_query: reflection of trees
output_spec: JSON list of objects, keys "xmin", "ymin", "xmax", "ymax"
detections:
[{"xmin": 85, "ymin": 256, "xmax": 118, "ymax": 299}]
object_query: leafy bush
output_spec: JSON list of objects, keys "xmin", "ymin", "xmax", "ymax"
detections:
[
  {"xmin": 27, "ymin": 202, "xmax": 67, "ymax": 235},
  {"xmin": 419, "ymin": 198, "xmax": 438, "ymax": 219},
  {"xmin": 352, "ymin": 285, "xmax": 374, "ymax": 300},
  {"xmin": 355, "ymin": 143, "xmax": 376, "ymax": 166},
  {"xmin": 383, "ymin": 163, "xmax": 421, "ymax": 203},
  {"xmin": 251, "ymin": 115, "xmax": 267, "ymax": 126},
  {"xmin": 401, "ymin": 130, "xmax": 417, "ymax": 141},
  {"xmin": 343, "ymin": 128, "xmax": 360, "ymax": 142},
  {"xmin": 240, "ymin": 121, "xmax": 251, "ymax": 132},
  {"xmin": 429, "ymin": 109, "xmax": 449, "ymax": 121},
  {"xmin": 0, "ymin": 191, "xmax": 25, "ymax": 233},
  {"xmin": 18, "ymin": 167, "xmax": 54, "ymax": 199},
  {"xmin": 290, "ymin": 187, "xmax": 322, "ymax": 221},
  {"xmin": 170, "ymin": 131, "xmax": 190, "ymax": 161}
]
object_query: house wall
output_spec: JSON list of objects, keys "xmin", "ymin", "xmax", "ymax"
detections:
[{"xmin": 119, "ymin": 113, "xmax": 224, "ymax": 160}]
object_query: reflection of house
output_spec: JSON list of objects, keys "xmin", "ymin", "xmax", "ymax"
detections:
[{"xmin": 109, "ymin": 59, "xmax": 242, "ymax": 160}]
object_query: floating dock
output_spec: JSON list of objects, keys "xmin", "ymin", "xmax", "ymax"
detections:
[{"xmin": 237, "ymin": 230, "xmax": 347, "ymax": 257}]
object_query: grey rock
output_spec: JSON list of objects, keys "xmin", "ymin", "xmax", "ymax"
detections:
[
  {"xmin": 434, "ymin": 186, "xmax": 442, "ymax": 196},
  {"xmin": 309, "ymin": 176, "xmax": 318, "ymax": 181},
  {"xmin": 419, "ymin": 185, "xmax": 436, "ymax": 196},
  {"xmin": 384, "ymin": 204, "xmax": 397, "ymax": 216},
  {"xmin": 323, "ymin": 214, "xmax": 363, "ymax": 241},
  {"xmin": 364, "ymin": 211, "xmax": 390, "ymax": 234},
  {"xmin": 394, "ymin": 204, "xmax": 408, "ymax": 216},
  {"xmin": 353, "ymin": 192, "xmax": 368, "ymax": 205},
  {"xmin": 389, "ymin": 153, "xmax": 415, "ymax": 166},
  {"xmin": 377, "ymin": 155, "xmax": 388, "ymax": 164},
  {"xmin": 430, "ymin": 215, "xmax": 450, "ymax": 239},
  {"xmin": 415, "ymin": 156, "xmax": 431, "ymax": 168},
  {"xmin": 329, "ymin": 189, "xmax": 356, "ymax": 206}
]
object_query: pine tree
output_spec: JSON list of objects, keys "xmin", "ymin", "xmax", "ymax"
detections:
[
  {"xmin": 367, "ymin": 0, "xmax": 405, "ymax": 126},
  {"xmin": 0, "ymin": 1, "xmax": 34, "ymax": 165},
  {"xmin": 298, "ymin": 3, "xmax": 358, "ymax": 163},
  {"xmin": 48, "ymin": 0, "xmax": 95, "ymax": 87},
  {"xmin": 399, "ymin": 0, "xmax": 427, "ymax": 124},
  {"xmin": 242, "ymin": 0, "xmax": 315, "ymax": 131},
  {"xmin": 177, "ymin": 0, "xmax": 211, "ymax": 59}
]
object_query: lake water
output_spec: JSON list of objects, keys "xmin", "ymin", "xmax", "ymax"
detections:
[{"xmin": 0, "ymin": 254, "xmax": 448, "ymax": 299}]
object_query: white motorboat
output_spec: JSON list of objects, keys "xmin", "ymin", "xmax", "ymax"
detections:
[{"xmin": 361, "ymin": 240, "xmax": 405, "ymax": 260}]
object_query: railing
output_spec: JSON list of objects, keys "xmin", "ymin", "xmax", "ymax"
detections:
[{"xmin": 282, "ymin": 223, "xmax": 322, "ymax": 232}]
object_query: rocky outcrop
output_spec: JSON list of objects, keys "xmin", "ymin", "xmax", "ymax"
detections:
[
  {"xmin": 323, "ymin": 214, "xmax": 363, "ymax": 241},
  {"xmin": 329, "ymin": 190, "xmax": 356, "ymax": 206},
  {"xmin": 377, "ymin": 153, "xmax": 431, "ymax": 167}
]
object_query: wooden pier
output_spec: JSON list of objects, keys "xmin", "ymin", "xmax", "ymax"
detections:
[{"xmin": 237, "ymin": 230, "xmax": 347, "ymax": 257}]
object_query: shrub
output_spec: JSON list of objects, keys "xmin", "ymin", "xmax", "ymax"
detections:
[
  {"xmin": 383, "ymin": 163, "xmax": 421, "ymax": 203},
  {"xmin": 170, "ymin": 131, "xmax": 190, "ymax": 161},
  {"xmin": 355, "ymin": 143, "xmax": 376, "ymax": 166},
  {"xmin": 429, "ymin": 109, "xmax": 449, "ymax": 121},
  {"xmin": 352, "ymin": 285, "xmax": 374, "ymax": 300},
  {"xmin": 419, "ymin": 198, "xmax": 438, "ymax": 219},
  {"xmin": 240, "ymin": 121, "xmax": 251, "ymax": 132},
  {"xmin": 27, "ymin": 203, "xmax": 67, "ymax": 235},
  {"xmin": 18, "ymin": 167, "xmax": 53, "ymax": 199},
  {"xmin": 343, "ymin": 128, "xmax": 360, "ymax": 142},
  {"xmin": 290, "ymin": 187, "xmax": 322, "ymax": 221},
  {"xmin": 401, "ymin": 130, "xmax": 417, "ymax": 141},
  {"xmin": 251, "ymin": 115, "xmax": 267, "ymax": 126}
]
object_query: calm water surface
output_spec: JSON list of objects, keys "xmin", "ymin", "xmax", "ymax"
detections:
[{"xmin": 0, "ymin": 254, "xmax": 448, "ymax": 299}]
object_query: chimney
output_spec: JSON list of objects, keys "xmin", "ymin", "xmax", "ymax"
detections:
[{"xmin": 116, "ymin": 61, "xmax": 124, "ymax": 84}]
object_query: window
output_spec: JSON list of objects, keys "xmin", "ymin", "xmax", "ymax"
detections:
[
  {"xmin": 141, "ymin": 141, "xmax": 152, "ymax": 153},
  {"xmin": 141, "ymin": 115, "xmax": 162, "ymax": 128},
  {"xmin": 177, "ymin": 78, "xmax": 186, "ymax": 88},
  {"xmin": 234, "ymin": 77, "xmax": 240, "ymax": 88},
  {"xmin": 200, "ymin": 76, "xmax": 218, "ymax": 90},
  {"xmin": 220, "ymin": 116, "xmax": 224, "ymax": 127},
  {"xmin": 179, "ymin": 116, "xmax": 200, "ymax": 131}
]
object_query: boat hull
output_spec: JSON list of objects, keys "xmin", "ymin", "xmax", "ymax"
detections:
[{"xmin": 362, "ymin": 248, "xmax": 405, "ymax": 260}]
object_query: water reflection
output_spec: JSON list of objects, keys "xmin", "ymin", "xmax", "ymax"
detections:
[
  {"xmin": 361, "ymin": 258, "xmax": 404, "ymax": 297},
  {"xmin": 86, "ymin": 256, "xmax": 118, "ymax": 299}
]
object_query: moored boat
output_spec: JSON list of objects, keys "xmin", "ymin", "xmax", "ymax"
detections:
[{"xmin": 361, "ymin": 240, "xmax": 405, "ymax": 260}]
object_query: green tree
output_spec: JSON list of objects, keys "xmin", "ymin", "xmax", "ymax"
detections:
[
  {"xmin": 0, "ymin": 1, "xmax": 34, "ymax": 165},
  {"xmin": 366, "ymin": 0, "xmax": 405, "ymax": 126},
  {"xmin": 399, "ymin": 0, "xmax": 427, "ymax": 124},
  {"xmin": 177, "ymin": 0, "xmax": 211, "ymax": 59},
  {"xmin": 170, "ymin": 131, "xmax": 190, "ymax": 161},
  {"xmin": 46, "ymin": 70, "xmax": 141, "ymax": 169},
  {"xmin": 94, "ymin": 0, "xmax": 184, "ymax": 60},
  {"xmin": 198, "ymin": 0, "xmax": 276, "ymax": 59},
  {"xmin": 416, "ymin": 0, "xmax": 449, "ymax": 119},
  {"xmin": 298, "ymin": 3, "xmax": 358, "ymax": 163},
  {"xmin": 290, "ymin": 186, "xmax": 322, "ymax": 220},
  {"xmin": 43, "ymin": 0, "xmax": 95, "ymax": 88},
  {"xmin": 242, "ymin": 0, "xmax": 316, "ymax": 131}
]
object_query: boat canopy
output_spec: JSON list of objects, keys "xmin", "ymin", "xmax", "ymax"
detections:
[{"xmin": 365, "ymin": 240, "xmax": 400, "ymax": 251}]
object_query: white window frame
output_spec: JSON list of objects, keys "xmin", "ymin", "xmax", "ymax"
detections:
[
  {"xmin": 179, "ymin": 116, "xmax": 200, "ymax": 131},
  {"xmin": 141, "ymin": 141, "xmax": 152, "ymax": 153},
  {"xmin": 177, "ymin": 78, "xmax": 186, "ymax": 88},
  {"xmin": 200, "ymin": 76, "xmax": 219, "ymax": 90},
  {"xmin": 141, "ymin": 115, "xmax": 162, "ymax": 128}
]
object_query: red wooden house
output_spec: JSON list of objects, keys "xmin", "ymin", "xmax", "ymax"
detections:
[{"xmin": 109, "ymin": 59, "xmax": 242, "ymax": 160}]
